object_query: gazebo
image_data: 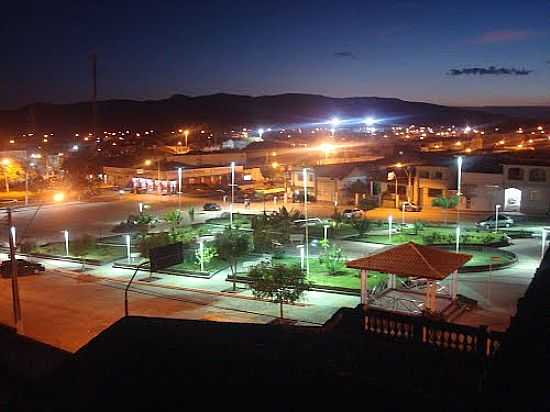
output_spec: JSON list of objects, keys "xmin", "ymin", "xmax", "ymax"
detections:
[{"xmin": 347, "ymin": 242, "xmax": 471, "ymax": 314}]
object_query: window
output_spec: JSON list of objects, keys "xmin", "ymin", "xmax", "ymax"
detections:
[
  {"xmin": 296, "ymin": 173, "xmax": 303, "ymax": 181},
  {"xmin": 431, "ymin": 171, "xmax": 443, "ymax": 180},
  {"xmin": 508, "ymin": 167, "xmax": 524, "ymax": 180},
  {"xmin": 419, "ymin": 170, "xmax": 429, "ymax": 179},
  {"xmin": 529, "ymin": 190, "xmax": 541, "ymax": 201},
  {"xmin": 428, "ymin": 188, "xmax": 443, "ymax": 197},
  {"xmin": 529, "ymin": 168, "xmax": 546, "ymax": 182}
]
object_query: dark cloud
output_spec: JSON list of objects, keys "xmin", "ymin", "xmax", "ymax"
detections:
[
  {"xmin": 334, "ymin": 51, "xmax": 358, "ymax": 59},
  {"xmin": 448, "ymin": 66, "xmax": 532, "ymax": 76}
]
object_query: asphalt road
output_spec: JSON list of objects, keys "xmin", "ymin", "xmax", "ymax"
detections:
[{"xmin": 0, "ymin": 192, "xmax": 516, "ymax": 245}]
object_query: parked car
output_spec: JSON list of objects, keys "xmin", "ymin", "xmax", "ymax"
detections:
[
  {"xmin": 476, "ymin": 214, "xmax": 514, "ymax": 229},
  {"xmin": 400, "ymin": 201, "xmax": 422, "ymax": 212},
  {"xmin": 203, "ymin": 203, "xmax": 222, "ymax": 211},
  {"xmin": 0, "ymin": 259, "xmax": 45, "ymax": 278},
  {"xmin": 292, "ymin": 218, "xmax": 324, "ymax": 227},
  {"xmin": 343, "ymin": 208, "xmax": 363, "ymax": 219}
]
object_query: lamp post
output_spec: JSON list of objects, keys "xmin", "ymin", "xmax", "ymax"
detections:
[
  {"xmin": 495, "ymin": 204, "xmax": 501, "ymax": 233},
  {"xmin": 388, "ymin": 215, "xmax": 393, "ymax": 243},
  {"xmin": 64, "ymin": 230, "xmax": 69, "ymax": 256},
  {"xmin": 297, "ymin": 245, "xmax": 305, "ymax": 270},
  {"xmin": 401, "ymin": 203, "xmax": 406, "ymax": 225},
  {"xmin": 177, "ymin": 167, "xmax": 183, "ymax": 209},
  {"xmin": 126, "ymin": 234, "xmax": 131, "ymax": 262},
  {"xmin": 303, "ymin": 168, "xmax": 310, "ymax": 275},
  {"xmin": 323, "ymin": 224, "xmax": 330, "ymax": 242},
  {"xmin": 229, "ymin": 162, "xmax": 235, "ymax": 228},
  {"xmin": 199, "ymin": 238, "xmax": 205, "ymax": 272},
  {"xmin": 184, "ymin": 130, "xmax": 189, "ymax": 147},
  {"xmin": 138, "ymin": 202, "xmax": 143, "ymax": 214}
]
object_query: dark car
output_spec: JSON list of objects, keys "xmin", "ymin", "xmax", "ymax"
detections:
[
  {"xmin": 292, "ymin": 191, "xmax": 316, "ymax": 203},
  {"xmin": 203, "ymin": 203, "xmax": 222, "ymax": 211},
  {"xmin": 0, "ymin": 259, "xmax": 45, "ymax": 278},
  {"xmin": 475, "ymin": 214, "xmax": 514, "ymax": 229}
]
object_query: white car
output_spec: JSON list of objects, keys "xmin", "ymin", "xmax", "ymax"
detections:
[
  {"xmin": 292, "ymin": 218, "xmax": 324, "ymax": 227},
  {"xmin": 343, "ymin": 208, "xmax": 363, "ymax": 219}
]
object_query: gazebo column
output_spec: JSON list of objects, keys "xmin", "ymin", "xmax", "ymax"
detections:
[
  {"xmin": 425, "ymin": 281, "xmax": 436, "ymax": 313},
  {"xmin": 451, "ymin": 270, "xmax": 458, "ymax": 300},
  {"xmin": 360, "ymin": 269, "xmax": 369, "ymax": 307}
]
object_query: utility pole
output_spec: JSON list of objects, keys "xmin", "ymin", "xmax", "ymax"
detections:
[{"xmin": 7, "ymin": 208, "xmax": 23, "ymax": 334}]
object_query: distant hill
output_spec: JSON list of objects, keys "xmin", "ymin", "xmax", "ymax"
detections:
[
  {"xmin": 462, "ymin": 106, "xmax": 550, "ymax": 120},
  {"xmin": 0, "ymin": 93, "xmax": 516, "ymax": 137}
]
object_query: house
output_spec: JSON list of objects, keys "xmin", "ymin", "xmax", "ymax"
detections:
[{"xmin": 289, "ymin": 163, "xmax": 371, "ymax": 204}]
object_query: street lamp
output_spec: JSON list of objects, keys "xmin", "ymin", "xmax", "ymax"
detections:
[
  {"xmin": 199, "ymin": 238, "xmax": 205, "ymax": 272},
  {"xmin": 297, "ymin": 245, "xmax": 305, "ymax": 270},
  {"xmin": 184, "ymin": 130, "xmax": 189, "ymax": 147},
  {"xmin": 258, "ymin": 128, "xmax": 265, "ymax": 139},
  {"xmin": 495, "ymin": 204, "xmax": 502, "ymax": 233},
  {"xmin": 329, "ymin": 117, "xmax": 340, "ymax": 138},
  {"xmin": 126, "ymin": 234, "xmax": 131, "ymax": 262},
  {"xmin": 177, "ymin": 167, "xmax": 183, "ymax": 209},
  {"xmin": 388, "ymin": 215, "xmax": 393, "ymax": 243},
  {"xmin": 303, "ymin": 168, "xmax": 310, "ymax": 275},
  {"xmin": 64, "ymin": 230, "xmax": 69, "ymax": 256},
  {"xmin": 229, "ymin": 162, "xmax": 235, "ymax": 228},
  {"xmin": 323, "ymin": 224, "xmax": 330, "ymax": 242}
]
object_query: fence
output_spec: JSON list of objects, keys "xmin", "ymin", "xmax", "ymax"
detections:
[{"xmin": 361, "ymin": 307, "xmax": 504, "ymax": 358}]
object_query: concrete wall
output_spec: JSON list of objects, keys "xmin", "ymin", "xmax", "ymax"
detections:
[
  {"xmin": 461, "ymin": 172, "xmax": 504, "ymax": 211},
  {"xmin": 503, "ymin": 164, "xmax": 550, "ymax": 213}
]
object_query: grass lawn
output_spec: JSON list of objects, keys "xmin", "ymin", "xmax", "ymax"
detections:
[
  {"xmin": 170, "ymin": 257, "xmax": 227, "ymax": 273},
  {"xmin": 442, "ymin": 247, "xmax": 516, "ymax": 267},
  {"xmin": 33, "ymin": 243, "xmax": 126, "ymax": 262},
  {"xmin": 292, "ymin": 223, "xmax": 358, "ymax": 238},
  {"xmin": 356, "ymin": 226, "xmax": 507, "ymax": 246},
  {"xmin": 270, "ymin": 256, "xmax": 387, "ymax": 290},
  {"xmin": 205, "ymin": 214, "xmax": 253, "ymax": 228}
]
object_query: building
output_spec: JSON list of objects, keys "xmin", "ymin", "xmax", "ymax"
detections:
[{"xmin": 289, "ymin": 163, "xmax": 371, "ymax": 204}]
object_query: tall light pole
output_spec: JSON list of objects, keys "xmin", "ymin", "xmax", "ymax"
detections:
[
  {"xmin": 542, "ymin": 227, "xmax": 550, "ymax": 261},
  {"xmin": 329, "ymin": 117, "xmax": 340, "ymax": 140},
  {"xmin": 495, "ymin": 204, "xmax": 501, "ymax": 233},
  {"xmin": 64, "ymin": 230, "xmax": 69, "ymax": 256},
  {"xmin": 184, "ymin": 129, "xmax": 189, "ymax": 147},
  {"xmin": 177, "ymin": 167, "xmax": 183, "ymax": 209},
  {"xmin": 452, "ymin": 156, "xmax": 463, "ymax": 300},
  {"xmin": 303, "ymin": 168, "xmax": 310, "ymax": 275},
  {"xmin": 230, "ymin": 162, "xmax": 235, "ymax": 228},
  {"xmin": 126, "ymin": 234, "xmax": 131, "ymax": 262},
  {"xmin": 388, "ymin": 215, "xmax": 393, "ymax": 243}
]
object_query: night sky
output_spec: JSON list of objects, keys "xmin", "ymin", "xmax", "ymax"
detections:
[{"xmin": 2, "ymin": 0, "xmax": 549, "ymax": 109}]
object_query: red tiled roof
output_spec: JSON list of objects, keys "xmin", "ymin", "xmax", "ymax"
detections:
[{"xmin": 346, "ymin": 242, "xmax": 471, "ymax": 280}]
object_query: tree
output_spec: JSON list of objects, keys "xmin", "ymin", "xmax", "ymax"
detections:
[
  {"xmin": 432, "ymin": 196, "xmax": 459, "ymax": 224},
  {"xmin": 164, "ymin": 209, "xmax": 185, "ymax": 230},
  {"xmin": 351, "ymin": 217, "xmax": 370, "ymax": 237},
  {"xmin": 248, "ymin": 263, "xmax": 311, "ymax": 319},
  {"xmin": 195, "ymin": 244, "xmax": 217, "ymax": 270},
  {"xmin": 214, "ymin": 228, "xmax": 251, "ymax": 290},
  {"xmin": 318, "ymin": 241, "xmax": 346, "ymax": 275},
  {"xmin": 0, "ymin": 160, "xmax": 24, "ymax": 192}
]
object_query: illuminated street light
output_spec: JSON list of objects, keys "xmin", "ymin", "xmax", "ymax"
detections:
[
  {"xmin": 364, "ymin": 117, "xmax": 375, "ymax": 127},
  {"xmin": 144, "ymin": 159, "xmax": 152, "ymax": 166},
  {"xmin": 53, "ymin": 192, "xmax": 65, "ymax": 202},
  {"xmin": 388, "ymin": 215, "xmax": 393, "ymax": 242},
  {"xmin": 184, "ymin": 129, "xmax": 190, "ymax": 147},
  {"xmin": 126, "ymin": 234, "xmax": 132, "ymax": 262},
  {"xmin": 464, "ymin": 126, "xmax": 472, "ymax": 134},
  {"xmin": 495, "ymin": 204, "xmax": 501, "ymax": 233},
  {"xmin": 64, "ymin": 230, "xmax": 69, "ymax": 256},
  {"xmin": 271, "ymin": 161, "xmax": 279, "ymax": 169},
  {"xmin": 72, "ymin": 145, "xmax": 78, "ymax": 151},
  {"xmin": 258, "ymin": 128, "xmax": 265, "ymax": 139},
  {"xmin": 303, "ymin": 168, "xmax": 310, "ymax": 275},
  {"xmin": 229, "ymin": 162, "xmax": 235, "ymax": 228}
]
